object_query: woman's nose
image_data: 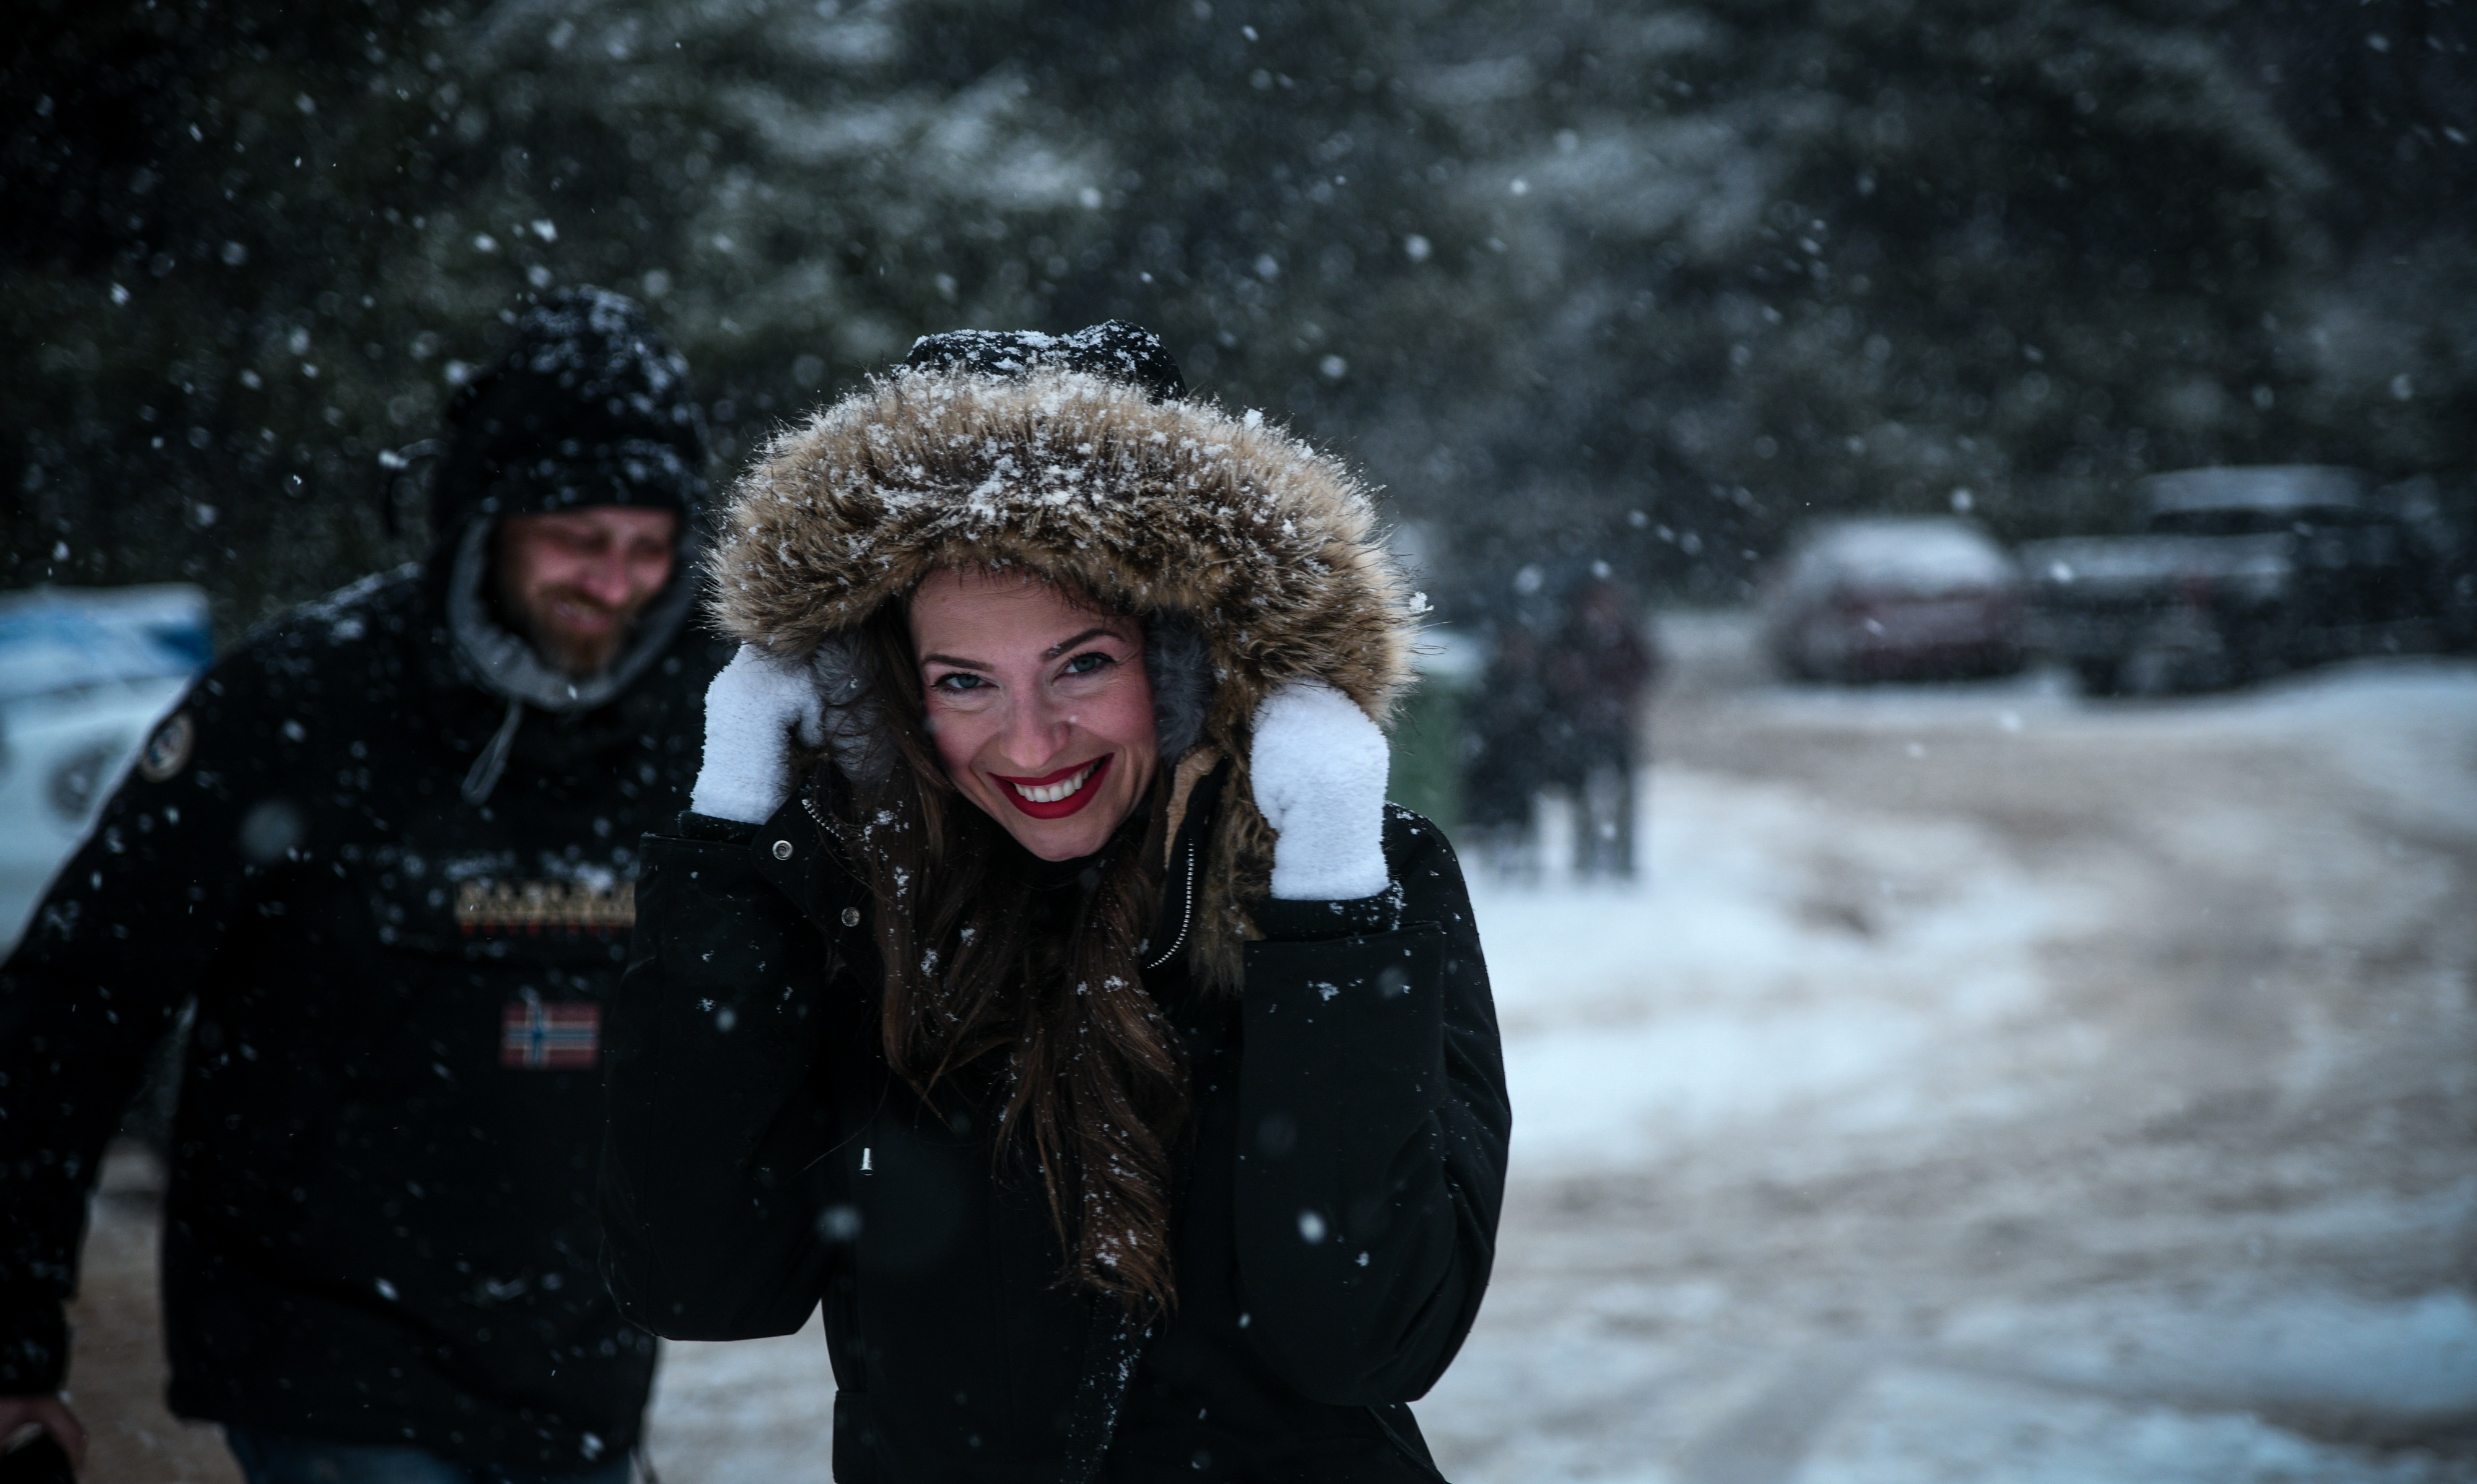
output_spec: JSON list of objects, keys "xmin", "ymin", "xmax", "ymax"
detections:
[{"xmin": 995, "ymin": 687, "xmax": 1073, "ymax": 765}]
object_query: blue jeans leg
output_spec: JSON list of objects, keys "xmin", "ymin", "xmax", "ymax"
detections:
[{"xmin": 224, "ymin": 1428, "xmax": 633, "ymax": 1484}]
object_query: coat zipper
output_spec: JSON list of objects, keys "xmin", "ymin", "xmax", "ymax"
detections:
[{"xmin": 1144, "ymin": 840, "xmax": 1198, "ymax": 972}]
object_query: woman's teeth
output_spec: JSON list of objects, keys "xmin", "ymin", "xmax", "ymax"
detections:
[{"xmin": 1012, "ymin": 762, "xmax": 1097, "ymax": 804}]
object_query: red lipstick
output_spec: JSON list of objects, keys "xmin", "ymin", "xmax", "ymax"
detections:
[{"xmin": 990, "ymin": 753, "xmax": 1113, "ymax": 820}]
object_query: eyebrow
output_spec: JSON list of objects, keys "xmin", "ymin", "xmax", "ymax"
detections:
[
  {"xmin": 918, "ymin": 627, "xmax": 1130, "ymax": 674},
  {"xmin": 1043, "ymin": 626, "xmax": 1126, "ymax": 659}
]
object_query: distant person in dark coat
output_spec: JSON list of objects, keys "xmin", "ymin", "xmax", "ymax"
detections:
[
  {"xmin": 1459, "ymin": 618, "xmax": 1554, "ymax": 875},
  {"xmin": 1460, "ymin": 574, "xmax": 1658, "ymax": 880},
  {"xmin": 0, "ymin": 289, "xmax": 723, "ymax": 1483},
  {"xmin": 1543, "ymin": 575, "xmax": 1658, "ymax": 878},
  {"xmin": 599, "ymin": 324, "xmax": 1509, "ymax": 1482}
]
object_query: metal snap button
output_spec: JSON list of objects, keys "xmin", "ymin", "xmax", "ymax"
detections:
[
  {"xmin": 772, "ymin": 839, "xmax": 794, "ymax": 861},
  {"xmin": 840, "ymin": 906, "xmax": 861, "ymax": 927}
]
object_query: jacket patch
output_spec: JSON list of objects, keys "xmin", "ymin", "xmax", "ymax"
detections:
[
  {"xmin": 456, "ymin": 879, "xmax": 635, "ymax": 936},
  {"xmin": 139, "ymin": 711, "xmax": 196, "ymax": 782},
  {"xmin": 501, "ymin": 999, "xmax": 602, "ymax": 1069}
]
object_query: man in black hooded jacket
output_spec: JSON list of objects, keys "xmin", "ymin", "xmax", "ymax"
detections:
[{"xmin": 0, "ymin": 287, "xmax": 725, "ymax": 1481}]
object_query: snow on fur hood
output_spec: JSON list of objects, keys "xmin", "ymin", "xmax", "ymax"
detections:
[{"xmin": 705, "ymin": 365, "xmax": 1420, "ymax": 975}]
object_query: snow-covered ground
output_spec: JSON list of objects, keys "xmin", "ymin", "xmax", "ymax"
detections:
[
  {"xmin": 1416, "ymin": 633, "xmax": 2477, "ymax": 1484},
  {"xmin": 1478, "ymin": 763, "xmax": 2091, "ymax": 1177},
  {"xmin": 58, "ymin": 619, "xmax": 2477, "ymax": 1482}
]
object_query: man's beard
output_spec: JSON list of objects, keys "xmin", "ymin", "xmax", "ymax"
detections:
[{"xmin": 515, "ymin": 584, "xmax": 643, "ymax": 678}]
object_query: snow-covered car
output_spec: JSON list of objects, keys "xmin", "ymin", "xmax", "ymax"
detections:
[
  {"xmin": 2019, "ymin": 466, "xmax": 2459, "ymax": 696},
  {"xmin": 1760, "ymin": 517, "xmax": 2026, "ymax": 682},
  {"xmin": 0, "ymin": 585, "xmax": 212, "ymax": 951}
]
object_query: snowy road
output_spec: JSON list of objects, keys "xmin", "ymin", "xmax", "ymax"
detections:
[
  {"xmin": 58, "ymin": 620, "xmax": 2477, "ymax": 1482},
  {"xmin": 1422, "ymin": 624, "xmax": 2477, "ymax": 1484}
]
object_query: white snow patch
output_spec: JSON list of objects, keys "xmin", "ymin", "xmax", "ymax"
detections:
[
  {"xmin": 645, "ymin": 1313, "xmax": 835, "ymax": 1483},
  {"xmin": 1801, "ymin": 1366, "xmax": 2452, "ymax": 1484},
  {"xmin": 1942, "ymin": 1275, "xmax": 2477, "ymax": 1419},
  {"xmin": 1474, "ymin": 763, "xmax": 2087, "ymax": 1174}
]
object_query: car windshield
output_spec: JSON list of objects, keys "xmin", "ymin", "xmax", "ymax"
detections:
[{"xmin": 1801, "ymin": 523, "xmax": 2014, "ymax": 594}]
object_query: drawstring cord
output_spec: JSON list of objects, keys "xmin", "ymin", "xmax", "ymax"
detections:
[{"xmin": 461, "ymin": 696, "xmax": 524, "ymax": 805}]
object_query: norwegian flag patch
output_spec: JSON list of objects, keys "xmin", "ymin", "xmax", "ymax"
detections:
[{"xmin": 501, "ymin": 1000, "xmax": 601, "ymax": 1070}]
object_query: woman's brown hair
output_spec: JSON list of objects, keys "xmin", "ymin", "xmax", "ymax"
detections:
[{"xmin": 832, "ymin": 588, "xmax": 1188, "ymax": 1312}]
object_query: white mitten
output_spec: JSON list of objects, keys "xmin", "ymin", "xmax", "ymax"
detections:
[
  {"xmin": 1250, "ymin": 680, "xmax": 1391, "ymax": 901},
  {"xmin": 689, "ymin": 645, "xmax": 828, "ymax": 823}
]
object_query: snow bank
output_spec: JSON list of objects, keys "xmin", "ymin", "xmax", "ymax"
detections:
[{"xmin": 1476, "ymin": 762, "xmax": 2089, "ymax": 1174}]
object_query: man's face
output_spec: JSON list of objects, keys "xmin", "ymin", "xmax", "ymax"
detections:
[{"xmin": 494, "ymin": 506, "xmax": 679, "ymax": 677}]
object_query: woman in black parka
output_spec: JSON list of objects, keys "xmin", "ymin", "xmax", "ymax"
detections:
[{"xmin": 598, "ymin": 324, "xmax": 1508, "ymax": 1483}]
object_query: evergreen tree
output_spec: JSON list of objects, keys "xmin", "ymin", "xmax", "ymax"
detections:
[{"xmin": 5, "ymin": 0, "xmax": 2470, "ymax": 624}]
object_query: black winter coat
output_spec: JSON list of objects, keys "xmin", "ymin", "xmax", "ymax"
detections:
[
  {"xmin": 598, "ymin": 766, "xmax": 1510, "ymax": 1482},
  {"xmin": 0, "ymin": 565, "xmax": 723, "ymax": 1470}
]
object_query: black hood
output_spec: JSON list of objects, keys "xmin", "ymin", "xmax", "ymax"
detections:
[
  {"xmin": 419, "ymin": 289, "xmax": 710, "ymax": 798},
  {"xmin": 433, "ymin": 286, "xmax": 708, "ymax": 535}
]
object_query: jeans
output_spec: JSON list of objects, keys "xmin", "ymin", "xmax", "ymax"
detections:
[{"xmin": 224, "ymin": 1428, "xmax": 633, "ymax": 1484}]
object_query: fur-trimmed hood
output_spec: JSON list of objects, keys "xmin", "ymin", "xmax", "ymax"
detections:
[
  {"xmin": 709, "ymin": 367, "xmax": 1414, "ymax": 722},
  {"xmin": 706, "ymin": 365, "xmax": 1419, "ymax": 977}
]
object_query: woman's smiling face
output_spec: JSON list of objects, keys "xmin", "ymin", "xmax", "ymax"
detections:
[{"xmin": 908, "ymin": 566, "xmax": 1159, "ymax": 861}]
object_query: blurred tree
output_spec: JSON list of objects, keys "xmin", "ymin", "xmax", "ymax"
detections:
[
  {"xmin": 2, "ymin": 0, "xmax": 1129, "ymax": 629},
  {"xmin": 2223, "ymin": 0, "xmax": 2477, "ymax": 485},
  {"xmin": 1380, "ymin": 0, "xmax": 2375, "ymax": 603},
  {"xmin": 4, "ymin": 0, "xmax": 455, "ymax": 625},
  {"xmin": 4, "ymin": 0, "xmax": 2471, "ymax": 628}
]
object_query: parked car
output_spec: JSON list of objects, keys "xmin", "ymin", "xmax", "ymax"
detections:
[
  {"xmin": 1760, "ymin": 517, "xmax": 2026, "ymax": 682},
  {"xmin": 2019, "ymin": 466, "xmax": 2462, "ymax": 696},
  {"xmin": 0, "ymin": 584, "xmax": 212, "ymax": 952}
]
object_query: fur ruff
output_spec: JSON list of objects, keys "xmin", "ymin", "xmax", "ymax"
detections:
[{"xmin": 708, "ymin": 367, "xmax": 1418, "ymax": 986}]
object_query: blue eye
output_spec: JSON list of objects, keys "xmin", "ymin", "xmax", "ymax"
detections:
[
  {"xmin": 1063, "ymin": 652, "xmax": 1112, "ymax": 676},
  {"xmin": 933, "ymin": 672, "xmax": 988, "ymax": 692}
]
